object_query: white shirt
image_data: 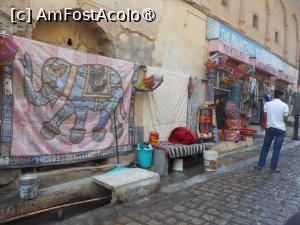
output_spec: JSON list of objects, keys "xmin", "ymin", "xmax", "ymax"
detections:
[{"xmin": 264, "ymin": 99, "xmax": 289, "ymax": 131}]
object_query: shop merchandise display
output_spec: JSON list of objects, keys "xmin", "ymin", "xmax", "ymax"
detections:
[
  {"xmin": 224, "ymin": 101, "xmax": 240, "ymax": 142},
  {"xmin": 198, "ymin": 107, "xmax": 213, "ymax": 142}
]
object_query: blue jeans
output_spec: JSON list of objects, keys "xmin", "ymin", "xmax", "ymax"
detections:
[{"xmin": 258, "ymin": 127, "xmax": 285, "ymax": 171}]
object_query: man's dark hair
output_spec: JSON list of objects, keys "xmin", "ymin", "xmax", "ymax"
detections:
[{"xmin": 274, "ymin": 89, "xmax": 284, "ymax": 99}]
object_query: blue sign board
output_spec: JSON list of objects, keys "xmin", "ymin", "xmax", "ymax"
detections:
[{"xmin": 207, "ymin": 17, "xmax": 290, "ymax": 74}]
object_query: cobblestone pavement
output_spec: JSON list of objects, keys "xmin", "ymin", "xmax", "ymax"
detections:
[{"xmin": 49, "ymin": 142, "xmax": 300, "ymax": 225}]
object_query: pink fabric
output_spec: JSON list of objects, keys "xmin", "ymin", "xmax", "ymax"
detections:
[{"xmin": 11, "ymin": 36, "xmax": 134, "ymax": 157}]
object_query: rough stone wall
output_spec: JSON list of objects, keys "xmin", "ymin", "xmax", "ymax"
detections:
[
  {"xmin": 32, "ymin": 20, "xmax": 114, "ymax": 57},
  {"xmin": 0, "ymin": 0, "xmax": 298, "ymax": 67},
  {"xmin": 0, "ymin": 0, "xmax": 32, "ymax": 37}
]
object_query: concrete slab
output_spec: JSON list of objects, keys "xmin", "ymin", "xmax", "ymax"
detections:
[{"xmin": 92, "ymin": 168, "xmax": 160, "ymax": 204}]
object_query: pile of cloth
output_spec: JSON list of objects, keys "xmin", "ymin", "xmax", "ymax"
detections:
[{"xmin": 168, "ymin": 127, "xmax": 198, "ymax": 145}]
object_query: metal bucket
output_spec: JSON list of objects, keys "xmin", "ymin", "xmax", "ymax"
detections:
[{"xmin": 17, "ymin": 174, "xmax": 40, "ymax": 200}]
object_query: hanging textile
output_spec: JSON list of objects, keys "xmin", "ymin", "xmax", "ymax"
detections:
[
  {"xmin": 241, "ymin": 79, "xmax": 250, "ymax": 127},
  {"xmin": 248, "ymin": 77, "xmax": 259, "ymax": 107},
  {"xmin": 187, "ymin": 76, "xmax": 201, "ymax": 134},
  {"xmin": 1, "ymin": 36, "xmax": 135, "ymax": 166},
  {"xmin": 142, "ymin": 66, "xmax": 189, "ymax": 141}
]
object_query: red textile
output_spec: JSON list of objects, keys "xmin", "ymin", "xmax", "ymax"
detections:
[
  {"xmin": 168, "ymin": 127, "xmax": 198, "ymax": 145},
  {"xmin": 261, "ymin": 112, "xmax": 267, "ymax": 129},
  {"xmin": 0, "ymin": 35, "xmax": 18, "ymax": 60}
]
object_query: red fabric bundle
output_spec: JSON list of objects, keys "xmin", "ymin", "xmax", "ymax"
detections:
[{"xmin": 168, "ymin": 127, "xmax": 198, "ymax": 145}]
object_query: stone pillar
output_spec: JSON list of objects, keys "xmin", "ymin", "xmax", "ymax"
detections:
[
  {"xmin": 265, "ymin": 5, "xmax": 271, "ymax": 48},
  {"xmin": 265, "ymin": 1, "xmax": 271, "ymax": 48},
  {"xmin": 239, "ymin": 0, "xmax": 246, "ymax": 26},
  {"xmin": 283, "ymin": 26, "xmax": 288, "ymax": 57}
]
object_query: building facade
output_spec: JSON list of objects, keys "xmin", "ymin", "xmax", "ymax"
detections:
[
  {"xmin": 0, "ymin": 0, "xmax": 298, "ymax": 89},
  {"xmin": 0, "ymin": 0, "xmax": 299, "ymax": 165}
]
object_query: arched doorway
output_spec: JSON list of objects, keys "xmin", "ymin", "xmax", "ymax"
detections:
[{"xmin": 32, "ymin": 18, "xmax": 114, "ymax": 57}]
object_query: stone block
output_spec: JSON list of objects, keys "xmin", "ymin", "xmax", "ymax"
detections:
[{"xmin": 93, "ymin": 168, "xmax": 160, "ymax": 204}]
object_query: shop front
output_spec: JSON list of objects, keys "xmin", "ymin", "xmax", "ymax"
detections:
[{"xmin": 202, "ymin": 17, "xmax": 298, "ymax": 143}]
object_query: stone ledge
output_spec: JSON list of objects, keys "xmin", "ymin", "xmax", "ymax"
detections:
[{"xmin": 212, "ymin": 137, "xmax": 254, "ymax": 155}]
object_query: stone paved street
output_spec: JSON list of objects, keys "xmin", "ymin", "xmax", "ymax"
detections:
[{"xmin": 22, "ymin": 141, "xmax": 300, "ymax": 225}]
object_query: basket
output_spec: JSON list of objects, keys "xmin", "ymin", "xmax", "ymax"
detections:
[
  {"xmin": 225, "ymin": 118, "xmax": 241, "ymax": 129},
  {"xmin": 224, "ymin": 129, "xmax": 240, "ymax": 141},
  {"xmin": 240, "ymin": 127, "xmax": 257, "ymax": 136},
  {"xmin": 225, "ymin": 101, "xmax": 240, "ymax": 119}
]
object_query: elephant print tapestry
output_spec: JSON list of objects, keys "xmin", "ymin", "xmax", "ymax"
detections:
[{"xmin": 4, "ymin": 36, "xmax": 134, "ymax": 166}]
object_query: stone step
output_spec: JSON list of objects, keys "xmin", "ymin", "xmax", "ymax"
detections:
[{"xmin": 93, "ymin": 168, "xmax": 160, "ymax": 204}]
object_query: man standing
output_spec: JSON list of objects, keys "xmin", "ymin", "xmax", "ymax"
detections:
[{"xmin": 256, "ymin": 90, "xmax": 289, "ymax": 173}]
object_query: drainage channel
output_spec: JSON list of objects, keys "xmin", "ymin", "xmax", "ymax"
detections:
[{"xmin": 2, "ymin": 196, "xmax": 112, "ymax": 225}]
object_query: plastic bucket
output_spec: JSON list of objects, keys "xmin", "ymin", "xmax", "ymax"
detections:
[
  {"xmin": 17, "ymin": 174, "xmax": 40, "ymax": 200},
  {"xmin": 137, "ymin": 143, "xmax": 153, "ymax": 168},
  {"xmin": 203, "ymin": 150, "xmax": 218, "ymax": 172}
]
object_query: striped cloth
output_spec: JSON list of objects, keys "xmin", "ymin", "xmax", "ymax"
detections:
[{"xmin": 157, "ymin": 141, "xmax": 208, "ymax": 159}]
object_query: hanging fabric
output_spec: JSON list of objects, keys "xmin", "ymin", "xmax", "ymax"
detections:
[{"xmin": 3, "ymin": 35, "xmax": 135, "ymax": 166}]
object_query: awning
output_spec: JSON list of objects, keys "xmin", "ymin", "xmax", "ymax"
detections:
[{"xmin": 208, "ymin": 39, "xmax": 297, "ymax": 85}]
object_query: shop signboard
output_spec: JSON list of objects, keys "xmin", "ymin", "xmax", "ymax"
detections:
[
  {"xmin": 278, "ymin": 70, "xmax": 297, "ymax": 84},
  {"xmin": 249, "ymin": 58, "xmax": 278, "ymax": 76},
  {"xmin": 207, "ymin": 17, "xmax": 295, "ymax": 79},
  {"xmin": 208, "ymin": 39, "xmax": 250, "ymax": 63}
]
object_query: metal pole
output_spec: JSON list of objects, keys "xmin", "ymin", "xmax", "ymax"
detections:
[
  {"xmin": 113, "ymin": 108, "xmax": 120, "ymax": 165},
  {"xmin": 293, "ymin": 51, "xmax": 300, "ymax": 140}
]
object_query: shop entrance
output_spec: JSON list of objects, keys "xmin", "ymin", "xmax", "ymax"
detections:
[{"xmin": 214, "ymin": 87, "xmax": 230, "ymax": 129}]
